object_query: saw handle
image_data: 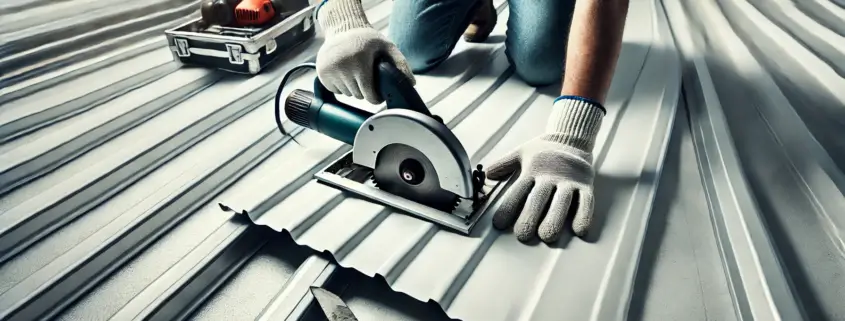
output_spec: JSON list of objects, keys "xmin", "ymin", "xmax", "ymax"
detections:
[
  {"xmin": 314, "ymin": 59, "xmax": 431, "ymax": 116},
  {"xmin": 374, "ymin": 60, "xmax": 431, "ymax": 116}
]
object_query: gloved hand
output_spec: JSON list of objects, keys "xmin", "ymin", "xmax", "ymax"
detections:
[
  {"xmin": 315, "ymin": 0, "xmax": 415, "ymax": 105},
  {"xmin": 485, "ymin": 97, "xmax": 606, "ymax": 243}
]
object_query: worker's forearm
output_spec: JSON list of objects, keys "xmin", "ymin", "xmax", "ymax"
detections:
[
  {"xmin": 560, "ymin": 0, "xmax": 630, "ymax": 105},
  {"xmin": 316, "ymin": 0, "xmax": 370, "ymax": 36}
]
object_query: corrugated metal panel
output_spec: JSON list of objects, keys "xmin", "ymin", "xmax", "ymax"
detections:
[{"xmin": 0, "ymin": 0, "xmax": 843, "ymax": 320}]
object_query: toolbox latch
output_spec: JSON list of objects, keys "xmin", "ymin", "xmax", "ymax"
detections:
[
  {"xmin": 175, "ymin": 38, "xmax": 190, "ymax": 57},
  {"xmin": 266, "ymin": 39, "xmax": 277, "ymax": 54},
  {"xmin": 226, "ymin": 44, "xmax": 244, "ymax": 65}
]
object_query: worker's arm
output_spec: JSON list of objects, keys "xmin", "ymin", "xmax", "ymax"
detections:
[
  {"xmin": 315, "ymin": 0, "xmax": 368, "ymax": 36},
  {"xmin": 541, "ymin": 0, "xmax": 630, "ymax": 153},
  {"xmin": 560, "ymin": 0, "xmax": 630, "ymax": 105},
  {"xmin": 485, "ymin": 0, "xmax": 631, "ymax": 243}
]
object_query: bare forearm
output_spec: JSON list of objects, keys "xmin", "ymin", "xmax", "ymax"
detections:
[{"xmin": 560, "ymin": 0, "xmax": 630, "ymax": 105}]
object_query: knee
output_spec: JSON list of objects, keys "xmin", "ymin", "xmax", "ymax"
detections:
[
  {"xmin": 389, "ymin": 11, "xmax": 456, "ymax": 73},
  {"xmin": 507, "ymin": 49, "xmax": 562, "ymax": 87},
  {"xmin": 504, "ymin": 0, "xmax": 572, "ymax": 87},
  {"xmin": 392, "ymin": 36, "xmax": 450, "ymax": 73}
]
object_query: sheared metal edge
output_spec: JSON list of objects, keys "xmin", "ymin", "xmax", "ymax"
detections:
[
  {"xmin": 221, "ymin": 0, "xmax": 683, "ymax": 319},
  {"xmin": 662, "ymin": 1, "xmax": 805, "ymax": 320}
]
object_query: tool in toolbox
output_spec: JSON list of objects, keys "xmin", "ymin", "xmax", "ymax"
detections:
[
  {"xmin": 272, "ymin": 60, "xmax": 515, "ymax": 235},
  {"xmin": 201, "ymin": 0, "xmax": 293, "ymax": 27},
  {"xmin": 166, "ymin": 0, "xmax": 314, "ymax": 74},
  {"xmin": 233, "ymin": 0, "xmax": 278, "ymax": 26}
]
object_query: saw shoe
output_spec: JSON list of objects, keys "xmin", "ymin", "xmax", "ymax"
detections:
[{"xmin": 463, "ymin": 0, "xmax": 496, "ymax": 43}]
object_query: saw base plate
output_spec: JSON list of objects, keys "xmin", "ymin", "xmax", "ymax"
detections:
[{"xmin": 315, "ymin": 152, "xmax": 514, "ymax": 235}]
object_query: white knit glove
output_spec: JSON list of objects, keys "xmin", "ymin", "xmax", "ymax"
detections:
[
  {"xmin": 315, "ymin": 0, "xmax": 415, "ymax": 104},
  {"xmin": 485, "ymin": 97, "xmax": 605, "ymax": 243}
]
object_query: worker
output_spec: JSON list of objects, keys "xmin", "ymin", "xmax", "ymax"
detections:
[{"xmin": 314, "ymin": 0, "xmax": 629, "ymax": 244}]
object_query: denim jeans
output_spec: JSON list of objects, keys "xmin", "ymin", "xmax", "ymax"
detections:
[{"xmin": 388, "ymin": 0, "xmax": 576, "ymax": 87}]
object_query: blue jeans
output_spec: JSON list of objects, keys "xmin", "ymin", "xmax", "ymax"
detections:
[{"xmin": 388, "ymin": 0, "xmax": 576, "ymax": 87}]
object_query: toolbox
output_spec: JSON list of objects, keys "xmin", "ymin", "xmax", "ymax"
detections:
[{"xmin": 164, "ymin": 2, "xmax": 315, "ymax": 75}]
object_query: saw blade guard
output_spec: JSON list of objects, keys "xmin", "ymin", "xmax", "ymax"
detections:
[{"xmin": 352, "ymin": 109, "xmax": 474, "ymax": 198}]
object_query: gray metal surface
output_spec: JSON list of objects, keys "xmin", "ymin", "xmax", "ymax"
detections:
[{"xmin": 0, "ymin": 0, "xmax": 843, "ymax": 320}]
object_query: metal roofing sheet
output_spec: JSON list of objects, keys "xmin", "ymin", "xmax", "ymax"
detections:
[{"xmin": 0, "ymin": 0, "xmax": 843, "ymax": 320}]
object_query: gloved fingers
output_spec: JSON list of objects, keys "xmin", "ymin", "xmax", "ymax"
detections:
[
  {"xmin": 342, "ymin": 77, "xmax": 365, "ymax": 100},
  {"xmin": 355, "ymin": 74, "xmax": 382, "ymax": 105},
  {"xmin": 321, "ymin": 82, "xmax": 338, "ymax": 95},
  {"xmin": 334, "ymin": 81, "xmax": 354, "ymax": 97},
  {"xmin": 492, "ymin": 177, "xmax": 534, "ymax": 230},
  {"xmin": 385, "ymin": 44, "xmax": 416, "ymax": 86},
  {"xmin": 513, "ymin": 180, "xmax": 555, "ymax": 243},
  {"xmin": 571, "ymin": 187, "xmax": 596, "ymax": 237},
  {"xmin": 316, "ymin": 71, "xmax": 340, "ymax": 95},
  {"xmin": 326, "ymin": 82, "xmax": 346, "ymax": 96},
  {"xmin": 537, "ymin": 184, "xmax": 575, "ymax": 243},
  {"xmin": 485, "ymin": 149, "xmax": 521, "ymax": 180}
]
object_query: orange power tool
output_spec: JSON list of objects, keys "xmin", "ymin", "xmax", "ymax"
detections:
[{"xmin": 234, "ymin": 0, "xmax": 277, "ymax": 26}]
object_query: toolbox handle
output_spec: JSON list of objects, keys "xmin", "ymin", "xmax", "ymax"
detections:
[{"xmin": 313, "ymin": 58, "xmax": 431, "ymax": 116}]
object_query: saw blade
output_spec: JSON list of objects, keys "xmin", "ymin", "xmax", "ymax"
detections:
[{"xmin": 371, "ymin": 144, "xmax": 460, "ymax": 212}]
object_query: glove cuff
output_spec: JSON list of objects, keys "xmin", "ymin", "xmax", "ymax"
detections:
[
  {"xmin": 317, "ymin": 0, "xmax": 372, "ymax": 37},
  {"xmin": 544, "ymin": 96, "xmax": 605, "ymax": 152}
]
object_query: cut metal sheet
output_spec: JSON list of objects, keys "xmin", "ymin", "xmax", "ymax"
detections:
[{"xmin": 0, "ymin": 0, "xmax": 843, "ymax": 320}]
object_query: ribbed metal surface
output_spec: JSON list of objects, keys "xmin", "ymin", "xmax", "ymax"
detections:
[{"xmin": 0, "ymin": 0, "xmax": 842, "ymax": 320}]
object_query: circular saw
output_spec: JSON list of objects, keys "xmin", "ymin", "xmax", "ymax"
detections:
[{"xmin": 275, "ymin": 60, "xmax": 514, "ymax": 234}]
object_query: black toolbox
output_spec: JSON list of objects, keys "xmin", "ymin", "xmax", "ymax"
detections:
[{"xmin": 164, "ymin": 2, "xmax": 315, "ymax": 75}]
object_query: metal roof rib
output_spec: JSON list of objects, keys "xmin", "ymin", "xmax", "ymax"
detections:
[
  {"xmin": 0, "ymin": 3, "xmax": 200, "ymax": 90},
  {"xmin": 1, "ymin": 0, "xmax": 844, "ymax": 320},
  {"xmin": 667, "ymin": 0, "xmax": 845, "ymax": 319},
  {"xmin": 664, "ymin": 1, "xmax": 804, "ymax": 320}
]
